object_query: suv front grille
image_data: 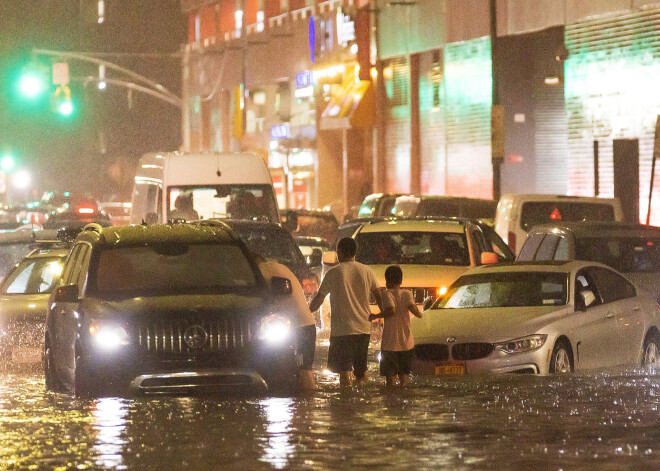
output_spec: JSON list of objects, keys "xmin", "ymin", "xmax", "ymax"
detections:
[
  {"xmin": 451, "ymin": 343, "xmax": 493, "ymax": 360},
  {"xmin": 137, "ymin": 316, "xmax": 254, "ymax": 353},
  {"xmin": 414, "ymin": 344, "xmax": 449, "ymax": 362}
]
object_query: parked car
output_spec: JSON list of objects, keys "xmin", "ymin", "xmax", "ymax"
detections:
[
  {"xmin": 42, "ymin": 207, "xmax": 112, "ymax": 231},
  {"xmin": 280, "ymin": 209, "xmax": 339, "ymax": 247},
  {"xmin": 98, "ymin": 202, "xmax": 132, "ymax": 226},
  {"xmin": 294, "ymin": 236, "xmax": 330, "ymax": 271},
  {"xmin": 517, "ymin": 221, "xmax": 660, "ymax": 302},
  {"xmin": 411, "ymin": 260, "xmax": 660, "ymax": 375},
  {"xmin": 44, "ymin": 222, "xmax": 300, "ymax": 396},
  {"xmin": 325, "ymin": 218, "xmax": 514, "ymax": 312},
  {"xmin": 494, "ymin": 194, "xmax": 624, "ymax": 255},
  {"xmin": 0, "ymin": 236, "xmax": 69, "ymax": 363},
  {"xmin": 357, "ymin": 193, "xmax": 404, "ymax": 218},
  {"xmin": 391, "ymin": 195, "xmax": 497, "ymax": 222}
]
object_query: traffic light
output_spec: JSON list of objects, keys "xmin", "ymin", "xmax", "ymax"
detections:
[
  {"xmin": 52, "ymin": 85, "xmax": 74, "ymax": 116},
  {"xmin": 18, "ymin": 71, "xmax": 46, "ymax": 99},
  {"xmin": 0, "ymin": 154, "xmax": 15, "ymax": 172}
]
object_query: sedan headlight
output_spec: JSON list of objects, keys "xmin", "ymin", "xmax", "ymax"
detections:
[
  {"xmin": 258, "ymin": 314, "xmax": 291, "ymax": 345},
  {"xmin": 89, "ymin": 322, "xmax": 129, "ymax": 350},
  {"xmin": 494, "ymin": 334, "xmax": 547, "ymax": 354}
]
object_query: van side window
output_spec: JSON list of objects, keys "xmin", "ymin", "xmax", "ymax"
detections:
[
  {"xmin": 535, "ymin": 234, "xmax": 560, "ymax": 260},
  {"xmin": 554, "ymin": 237, "xmax": 569, "ymax": 260},
  {"xmin": 517, "ymin": 234, "xmax": 544, "ymax": 261}
]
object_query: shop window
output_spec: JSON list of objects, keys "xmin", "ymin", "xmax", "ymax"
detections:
[
  {"xmin": 431, "ymin": 50, "xmax": 443, "ymax": 109},
  {"xmin": 385, "ymin": 57, "xmax": 408, "ymax": 108}
]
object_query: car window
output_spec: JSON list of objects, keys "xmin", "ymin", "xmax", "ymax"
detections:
[
  {"xmin": 535, "ymin": 234, "xmax": 560, "ymax": 260},
  {"xmin": 554, "ymin": 236, "xmax": 569, "ymax": 260},
  {"xmin": 575, "ymin": 270, "xmax": 601, "ymax": 306},
  {"xmin": 76, "ymin": 246, "xmax": 92, "ymax": 294},
  {"xmin": 438, "ymin": 271, "xmax": 568, "ymax": 308},
  {"xmin": 479, "ymin": 225, "xmax": 515, "ymax": 262},
  {"xmin": 232, "ymin": 227, "xmax": 305, "ymax": 270},
  {"xmin": 0, "ymin": 256, "xmax": 65, "ymax": 295},
  {"xmin": 575, "ymin": 236, "xmax": 660, "ymax": 273},
  {"xmin": 587, "ymin": 266, "xmax": 636, "ymax": 303},
  {"xmin": 356, "ymin": 231, "xmax": 469, "ymax": 266},
  {"xmin": 94, "ymin": 243, "xmax": 257, "ymax": 296},
  {"xmin": 517, "ymin": 234, "xmax": 544, "ymax": 261},
  {"xmin": 416, "ymin": 199, "xmax": 461, "ymax": 218},
  {"xmin": 67, "ymin": 245, "xmax": 89, "ymax": 287},
  {"xmin": 61, "ymin": 244, "xmax": 83, "ymax": 285},
  {"xmin": 520, "ymin": 202, "xmax": 616, "ymax": 231}
]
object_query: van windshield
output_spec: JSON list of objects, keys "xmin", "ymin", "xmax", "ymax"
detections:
[
  {"xmin": 167, "ymin": 184, "xmax": 278, "ymax": 223},
  {"xmin": 520, "ymin": 202, "xmax": 615, "ymax": 231}
]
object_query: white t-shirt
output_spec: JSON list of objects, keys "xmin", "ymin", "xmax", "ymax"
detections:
[
  {"xmin": 258, "ymin": 259, "xmax": 315, "ymax": 328},
  {"xmin": 381, "ymin": 288, "xmax": 416, "ymax": 351},
  {"xmin": 317, "ymin": 261, "xmax": 379, "ymax": 336}
]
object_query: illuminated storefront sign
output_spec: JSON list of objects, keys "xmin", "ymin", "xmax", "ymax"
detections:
[
  {"xmin": 271, "ymin": 124, "xmax": 290, "ymax": 139},
  {"xmin": 296, "ymin": 71, "xmax": 314, "ymax": 88}
]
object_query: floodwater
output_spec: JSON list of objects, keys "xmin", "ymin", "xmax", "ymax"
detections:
[{"xmin": 2, "ymin": 347, "xmax": 660, "ymax": 470}]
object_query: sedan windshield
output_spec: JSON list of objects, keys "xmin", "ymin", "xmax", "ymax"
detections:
[
  {"xmin": 438, "ymin": 272, "xmax": 568, "ymax": 308},
  {"xmin": 355, "ymin": 231, "xmax": 469, "ymax": 266},
  {"xmin": 94, "ymin": 244, "xmax": 257, "ymax": 296},
  {"xmin": 0, "ymin": 257, "xmax": 65, "ymax": 295}
]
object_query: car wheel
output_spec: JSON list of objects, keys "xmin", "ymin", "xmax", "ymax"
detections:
[
  {"xmin": 549, "ymin": 340, "xmax": 572, "ymax": 374},
  {"xmin": 44, "ymin": 343, "xmax": 64, "ymax": 392},
  {"xmin": 642, "ymin": 331, "xmax": 660, "ymax": 368}
]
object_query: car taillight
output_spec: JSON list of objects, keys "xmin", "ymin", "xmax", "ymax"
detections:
[
  {"xmin": 78, "ymin": 207, "xmax": 95, "ymax": 214},
  {"xmin": 508, "ymin": 231, "xmax": 516, "ymax": 253}
]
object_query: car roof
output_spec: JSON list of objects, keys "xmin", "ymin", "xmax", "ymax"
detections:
[
  {"xmin": 357, "ymin": 218, "xmax": 469, "ymax": 234},
  {"xmin": 499, "ymin": 193, "xmax": 618, "ymax": 203},
  {"xmin": 465, "ymin": 259, "xmax": 606, "ymax": 275},
  {"xmin": 529, "ymin": 221, "xmax": 660, "ymax": 238},
  {"xmin": 75, "ymin": 223, "xmax": 236, "ymax": 247}
]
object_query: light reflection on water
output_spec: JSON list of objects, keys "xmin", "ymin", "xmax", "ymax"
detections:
[{"xmin": 0, "ymin": 364, "xmax": 659, "ymax": 469}]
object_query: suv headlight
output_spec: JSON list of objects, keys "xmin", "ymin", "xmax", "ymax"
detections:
[
  {"xmin": 258, "ymin": 314, "xmax": 291, "ymax": 345},
  {"xmin": 494, "ymin": 334, "xmax": 547, "ymax": 354},
  {"xmin": 89, "ymin": 322, "xmax": 129, "ymax": 350}
]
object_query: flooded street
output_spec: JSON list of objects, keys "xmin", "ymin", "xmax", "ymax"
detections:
[{"xmin": 2, "ymin": 346, "xmax": 660, "ymax": 470}]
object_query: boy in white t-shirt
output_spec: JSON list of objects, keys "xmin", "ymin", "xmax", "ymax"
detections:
[{"xmin": 369, "ymin": 265, "xmax": 422, "ymax": 387}]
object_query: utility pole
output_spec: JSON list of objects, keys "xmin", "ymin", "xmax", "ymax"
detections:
[{"xmin": 490, "ymin": 0, "xmax": 504, "ymax": 201}]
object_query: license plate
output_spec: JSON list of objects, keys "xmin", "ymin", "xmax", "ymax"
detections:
[
  {"xmin": 435, "ymin": 363, "xmax": 465, "ymax": 376},
  {"xmin": 11, "ymin": 347, "xmax": 41, "ymax": 364}
]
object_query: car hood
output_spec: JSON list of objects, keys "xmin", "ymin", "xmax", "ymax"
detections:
[
  {"xmin": 81, "ymin": 294, "xmax": 268, "ymax": 320},
  {"xmin": 0, "ymin": 294, "xmax": 50, "ymax": 320},
  {"xmin": 411, "ymin": 304, "xmax": 571, "ymax": 344},
  {"xmin": 367, "ymin": 264, "xmax": 470, "ymax": 290}
]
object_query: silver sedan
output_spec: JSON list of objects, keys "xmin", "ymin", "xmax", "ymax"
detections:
[{"xmin": 411, "ymin": 260, "xmax": 660, "ymax": 375}]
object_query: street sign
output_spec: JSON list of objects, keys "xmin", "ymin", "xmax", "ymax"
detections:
[{"xmin": 52, "ymin": 62, "xmax": 69, "ymax": 86}]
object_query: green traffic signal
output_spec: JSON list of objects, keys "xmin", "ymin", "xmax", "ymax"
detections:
[
  {"xmin": 58, "ymin": 100, "xmax": 73, "ymax": 116},
  {"xmin": 18, "ymin": 71, "xmax": 46, "ymax": 99},
  {"xmin": 0, "ymin": 155, "xmax": 15, "ymax": 172}
]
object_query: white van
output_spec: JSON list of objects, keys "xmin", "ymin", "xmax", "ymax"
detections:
[
  {"xmin": 130, "ymin": 152, "xmax": 279, "ymax": 225},
  {"xmin": 494, "ymin": 194, "xmax": 624, "ymax": 254}
]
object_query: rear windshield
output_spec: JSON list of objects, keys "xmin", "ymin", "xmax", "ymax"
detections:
[
  {"xmin": 575, "ymin": 237, "xmax": 660, "ymax": 273},
  {"xmin": 94, "ymin": 244, "xmax": 257, "ymax": 296},
  {"xmin": 520, "ymin": 202, "xmax": 615, "ymax": 231},
  {"xmin": 438, "ymin": 272, "xmax": 568, "ymax": 309},
  {"xmin": 356, "ymin": 231, "xmax": 469, "ymax": 266}
]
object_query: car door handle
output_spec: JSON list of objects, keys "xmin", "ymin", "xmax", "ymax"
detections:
[
  {"xmin": 606, "ymin": 311, "xmax": 616, "ymax": 318},
  {"xmin": 633, "ymin": 306, "xmax": 642, "ymax": 311}
]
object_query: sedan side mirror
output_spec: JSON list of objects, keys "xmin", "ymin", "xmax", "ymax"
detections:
[
  {"xmin": 271, "ymin": 276, "xmax": 293, "ymax": 296},
  {"xmin": 576, "ymin": 290, "xmax": 596, "ymax": 311},
  {"xmin": 322, "ymin": 250, "xmax": 338, "ymax": 266},
  {"xmin": 480, "ymin": 252, "xmax": 499, "ymax": 265},
  {"xmin": 54, "ymin": 284, "xmax": 79, "ymax": 303}
]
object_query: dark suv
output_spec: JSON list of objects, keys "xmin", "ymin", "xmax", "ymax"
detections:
[
  {"xmin": 517, "ymin": 222, "xmax": 660, "ymax": 302},
  {"xmin": 44, "ymin": 222, "xmax": 298, "ymax": 396}
]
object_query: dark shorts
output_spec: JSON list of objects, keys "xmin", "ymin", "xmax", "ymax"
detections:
[
  {"xmin": 296, "ymin": 324, "xmax": 317, "ymax": 370},
  {"xmin": 327, "ymin": 334, "xmax": 371, "ymax": 377},
  {"xmin": 379, "ymin": 349, "xmax": 414, "ymax": 377}
]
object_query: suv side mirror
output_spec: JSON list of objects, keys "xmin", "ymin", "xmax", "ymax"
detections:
[
  {"xmin": 322, "ymin": 250, "xmax": 338, "ymax": 266},
  {"xmin": 271, "ymin": 276, "xmax": 292, "ymax": 296},
  {"xmin": 308, "ymin": 248, "xmax": 323, "ymax": 267},
  {"xmin": 54, "ymin": 284, "xmax": 79, "ymax": 303}
]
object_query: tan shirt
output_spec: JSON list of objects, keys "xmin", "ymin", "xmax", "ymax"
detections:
[
  {"xmin": 381, "ymin": 288, "xmax": 416, "ymax": 351},
  {"xmin": 258, "ymin": 259, "xmax": 315, "ymax": 328}
]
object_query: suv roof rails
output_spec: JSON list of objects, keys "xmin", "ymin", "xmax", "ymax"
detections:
[{"xmin": 196, "ymin": 219, "xmax": 241, "ymax": 242}]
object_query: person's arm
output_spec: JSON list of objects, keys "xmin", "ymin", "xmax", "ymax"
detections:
[
  {"xmin": 309, "ymin": 270, "xmax": 332, "ymax": 313},
  {"xmin": 308, "ymin": 291, "xmax": 326, "ymax": 313},
  {"xmin": 408, "ymin": 303, "xmax": 422, "ymax": 318},
  {"xmin": 369, "ymin": 306, "xmax": 395, "ymax": 320},
  {"xmin": 371, "ymin": 287, "xmax": 383, "ymax": 311}
]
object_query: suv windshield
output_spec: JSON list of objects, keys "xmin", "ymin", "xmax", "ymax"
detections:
[
  {"xmin": 0, "ymin": 256, "xmax": 65, "ymax": 295},
  {"xmin": 575, "ymin": 236, "xmax": 660, "ymax": 273},
  {"xmin": 168, "ymin": 184, "xmax": 278, "ymax": 222},
  {"xmin": 438, "ymin": 272, "xmax": 568, "ymax": 309},
  {"xmin": 521, "ymin": 202, "xmax": 615, "ymax": 231},
  {"xmin": 231, "ymin": 226, "xmax": 305, "ymax": 271},
  {"xmin": 94, "ymin": 243, "xmax": 256, "ymax": 296},
  {"xmin": 355, "ymin": 231, "xmax": 469, "ymax": 266}
]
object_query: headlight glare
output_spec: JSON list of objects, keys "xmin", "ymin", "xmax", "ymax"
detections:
[
  {"xmin": 89, "ymin": 322, "xmax": 129, "ymax": 350},
  {"xmin": 495, "ymin": 334, "xmax": 547, "ymax": 354},
  {"xmin": 258, "ymin": 314, "xmax": 291, "ymax": 345}
]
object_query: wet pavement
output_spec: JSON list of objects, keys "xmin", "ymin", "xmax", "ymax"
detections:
[{"xmin": 1, "ymin": 345, "xmax": 660, "ymax": 470}]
